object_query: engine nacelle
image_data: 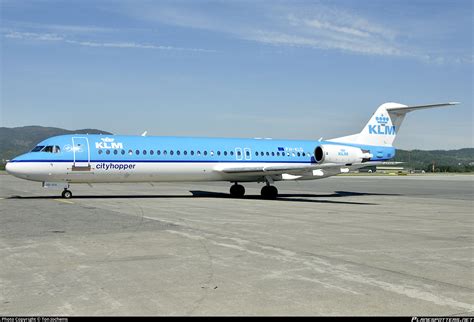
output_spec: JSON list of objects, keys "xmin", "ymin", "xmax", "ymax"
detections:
[{"xmin": 314, "ymin": 145, "xmax": 372, "ymax": 164}]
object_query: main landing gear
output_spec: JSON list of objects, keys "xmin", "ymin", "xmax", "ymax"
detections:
[
  {"xmin": 61, "ymin": 189, "xmax": 73, "ymax": 199},
  {"xmin": 230, "ymin": 183, "xmax": 245, "ymax": 198},
  {"xmin": 229, "ymin": 181, "xmax": 279, "ymax": 199},
  {"xmin": 261, "ymin": 185, "xmax": 278, "ymax": 199}
]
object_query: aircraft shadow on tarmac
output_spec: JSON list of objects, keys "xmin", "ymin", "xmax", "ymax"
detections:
[{"xmin": 8, "ymin": 190, "xmax": 400, "ymax": 205}]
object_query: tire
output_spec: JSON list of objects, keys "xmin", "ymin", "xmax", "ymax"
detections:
[
  {"xmin": 230, "ymin": 184, "xmax": 245, "ymax": 198},
  {"xmin": 261, "ymin": 185, "xmax": 278, "ymax": 199},
  {"xmin": 62, "ymin": 190, "xmax": 72, "ymax": 199}
]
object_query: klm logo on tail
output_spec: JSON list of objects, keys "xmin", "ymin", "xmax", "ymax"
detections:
[{"xmin": 368, "ymin": 114, "xmax": 396, "ymax": 135}]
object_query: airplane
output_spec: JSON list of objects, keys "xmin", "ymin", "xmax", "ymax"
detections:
[{"xmin": 5, "ymin": 102, "xmax": 458, "ymax": 199}]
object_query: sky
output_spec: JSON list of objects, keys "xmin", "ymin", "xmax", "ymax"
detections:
[{"xmin": 1, "ymin": 0, "xmax": 472, "ymax": 150}]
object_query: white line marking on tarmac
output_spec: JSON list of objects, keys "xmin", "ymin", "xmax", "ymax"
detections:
[{"xmin": 54, "ymin": 199, "xmax": 74, "ymax": 204}]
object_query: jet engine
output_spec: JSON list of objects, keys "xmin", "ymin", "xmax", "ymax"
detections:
[{"xmin": 315, "ymin": 145, "xmax": 372, "ymax": 164}]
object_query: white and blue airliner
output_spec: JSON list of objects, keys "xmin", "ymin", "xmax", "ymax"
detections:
[{"xmin": 6, "ymin": 102, "xmax": 457, "ymax": 199}]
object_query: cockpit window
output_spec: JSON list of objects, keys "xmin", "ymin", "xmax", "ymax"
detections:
[
  {"xmin": 40, "ymin": 145, "xmax": 61, "ymax": 153},
  {"xmin": 31, "ymin": 145, "xmax": 45, "ymax": 152}
]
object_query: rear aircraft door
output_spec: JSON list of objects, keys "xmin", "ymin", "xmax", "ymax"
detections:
[{"xmin": 71, "ymin": 137, "xmax": 91, "ymax": 170}]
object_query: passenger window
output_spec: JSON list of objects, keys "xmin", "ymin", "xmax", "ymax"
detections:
[
  {"xmin": 163, "ymin": 150, "xmax": 167, "ymax": 155},
  {"xmin": 302, "ymin": 152, "xmax": 305, "ymax": 156},
  {"xmin": 224, "ymin": 151, "xmax": 228, "ymax": 156},
  {"xmin": 184, "ymin": 150, "xmax": 187, "ymax": 155},
  {"xmin": 121, "ymin": 149, "xmax": 125, "ymax": 155},
  {"xmin": 210, "ymin": 151, "xmax": 214, "ymax": 156},
  {"xmin": 272, "ymin": 152, "xmax": 275, "ymax": 156},
  {"xmin": 276, "ymin": 152, "xmax": 280, "ymax": 156},
  {"xmin": 197, "ymin": 151, "xmax": 201, "ymax": 156},
  {"xmin": 98, "ymin": 150, "xmax": 103, "ymax": 155},
  {"xmin": 191, "ymin": 151, "xmax": 194, "ymax": 155},
  {"xmin": 170, "ymin": 150, "xmax": 174, "ymax": 155},
  {"xmin": 230, "ymin": 151, "xmax": 234, "ymax": 156},
  {"xmin": 136, "ymin": 150, "xmax": 140, "ymax": 155},
  {"xmin": 266, "ymin": 152, "xmax": 269, "ymax": 156},
  {"xmin": 204, "ymin": 151, "xmax": 207, "ymax": 156},
  {"xmin": 237, "ymin": 151, "xmax": 241, "ymax": 156},
  {"xmin": 297, "ymin": 152, "xmax": 300, "ymax": 157},
  {"xmin": 177, "ymin": 150, "xmax": 180, "ymax": 155},
  {"xmin": 217, "ymin": 151, "xmax": 221, "ymax": 156},
  {"xmin": 128, "ymin": 149, "xmax": 133, "ymax": 155},
  {"xmin": 246, "ymin": 151, "xmax": 250, "ymax": 156},
  {"xmin": 143, "ymin": 150, "xmax": 147, "ymax": 155},
  {"xmin": 150, "ymin": 150, "xmax": 154, "ymax": 155},
  {"xmin": 114, "ymin": 150, "xmax": 118, "ymax": 155},
  {"xmin": 157, "ymin": 150, "xmax": 161, "ymax": 155},
  {"xmin": 106, "ymin": 150, "xmax": 111, "ymax": 155}
]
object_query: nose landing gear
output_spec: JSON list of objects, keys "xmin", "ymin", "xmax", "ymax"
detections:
[{"xmin": 61, "ymin": 189, "xmax": 73, "ymax": 199}]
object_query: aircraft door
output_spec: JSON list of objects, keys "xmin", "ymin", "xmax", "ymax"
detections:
[
  {"xmin": 235, "ymin": 148, "xmax": 243, "ymax": 161},
  {"xmin": 244, "ymin": 148, "xmax": 252, "ymax": 160},
  {"xmin": 71, "ymin": 137, "xmax": 91, "ymax": 170}
]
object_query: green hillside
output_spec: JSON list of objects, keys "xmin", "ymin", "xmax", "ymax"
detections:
[{"xmin": 393, "ymin": 148, "xmax": 474, "ymax": 172}]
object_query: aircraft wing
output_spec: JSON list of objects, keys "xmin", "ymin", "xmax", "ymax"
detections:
[
  {"xmin": 218, "ymin": 164, "xmax": 316, "ymax": 175},
  {"xmin": 215, "ymin": 162, "xmax": 387, "ymax": 177}
]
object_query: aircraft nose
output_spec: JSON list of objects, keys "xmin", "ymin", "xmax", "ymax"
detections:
[
  {"xmin": 6, "ymin": 161, "xmax": 17, "ymax": 176},
  {"xmin": 5, "ymin": 161, "xmax": 27, "ymax": 178}
]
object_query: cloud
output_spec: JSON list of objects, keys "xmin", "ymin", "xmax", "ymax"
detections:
[
  {"xmin": 117, "ymin": 2, "xmax": 467, "ymax": 63},
  {"xmin": 64, "ymin": 39, "xmax": 216, "ymax": 52},
  {"xmin": 2, "ymin": 30, "xmax": 216, "ymax": 53},
  {"xmin": 244, "ymin": 29, "xmax": 404, "ymax": 57},
  {"xmin": 5, "ymin": 31, "xmax": 63, "ymax": 41}
]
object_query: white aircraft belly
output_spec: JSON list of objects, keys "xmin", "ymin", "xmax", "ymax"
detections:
[{"xmin": 29, "ymin": 162, "xmax": 224, "ymax": 183}]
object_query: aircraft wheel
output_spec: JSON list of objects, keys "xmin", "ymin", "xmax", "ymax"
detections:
[
  {"xmin": 261, "ymin": 185, "xmax": 278, "ymax": 199},
  {"xmin": 230, "ymin": 184, "xmax": 245, "ymax": 198},
  {"xmin": 62, "ymin": 189, "xmax": 72, "ymax": 199}
]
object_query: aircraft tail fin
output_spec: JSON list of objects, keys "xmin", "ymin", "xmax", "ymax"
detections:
[{"xmin": 328, "ymin": 102, "xmax": 459, "ymax": 147}]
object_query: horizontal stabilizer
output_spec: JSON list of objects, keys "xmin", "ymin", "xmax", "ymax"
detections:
[{"xmin": 387, "ymin": 102, "xmax": 459, "ymax": 114}]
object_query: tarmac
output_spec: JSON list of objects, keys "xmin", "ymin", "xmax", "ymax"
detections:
[{"xmin": 0, "ymin": 173, "xmax": 473, "ymax": 316}]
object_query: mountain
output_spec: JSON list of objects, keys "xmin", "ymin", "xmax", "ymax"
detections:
[
  {"xmin": 0, "ymin": 126, "xmax": 112, "ymax": 164},
  {"xmin": 0, "ymin": 126, "xmax": 472, "ymax": 172}
]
